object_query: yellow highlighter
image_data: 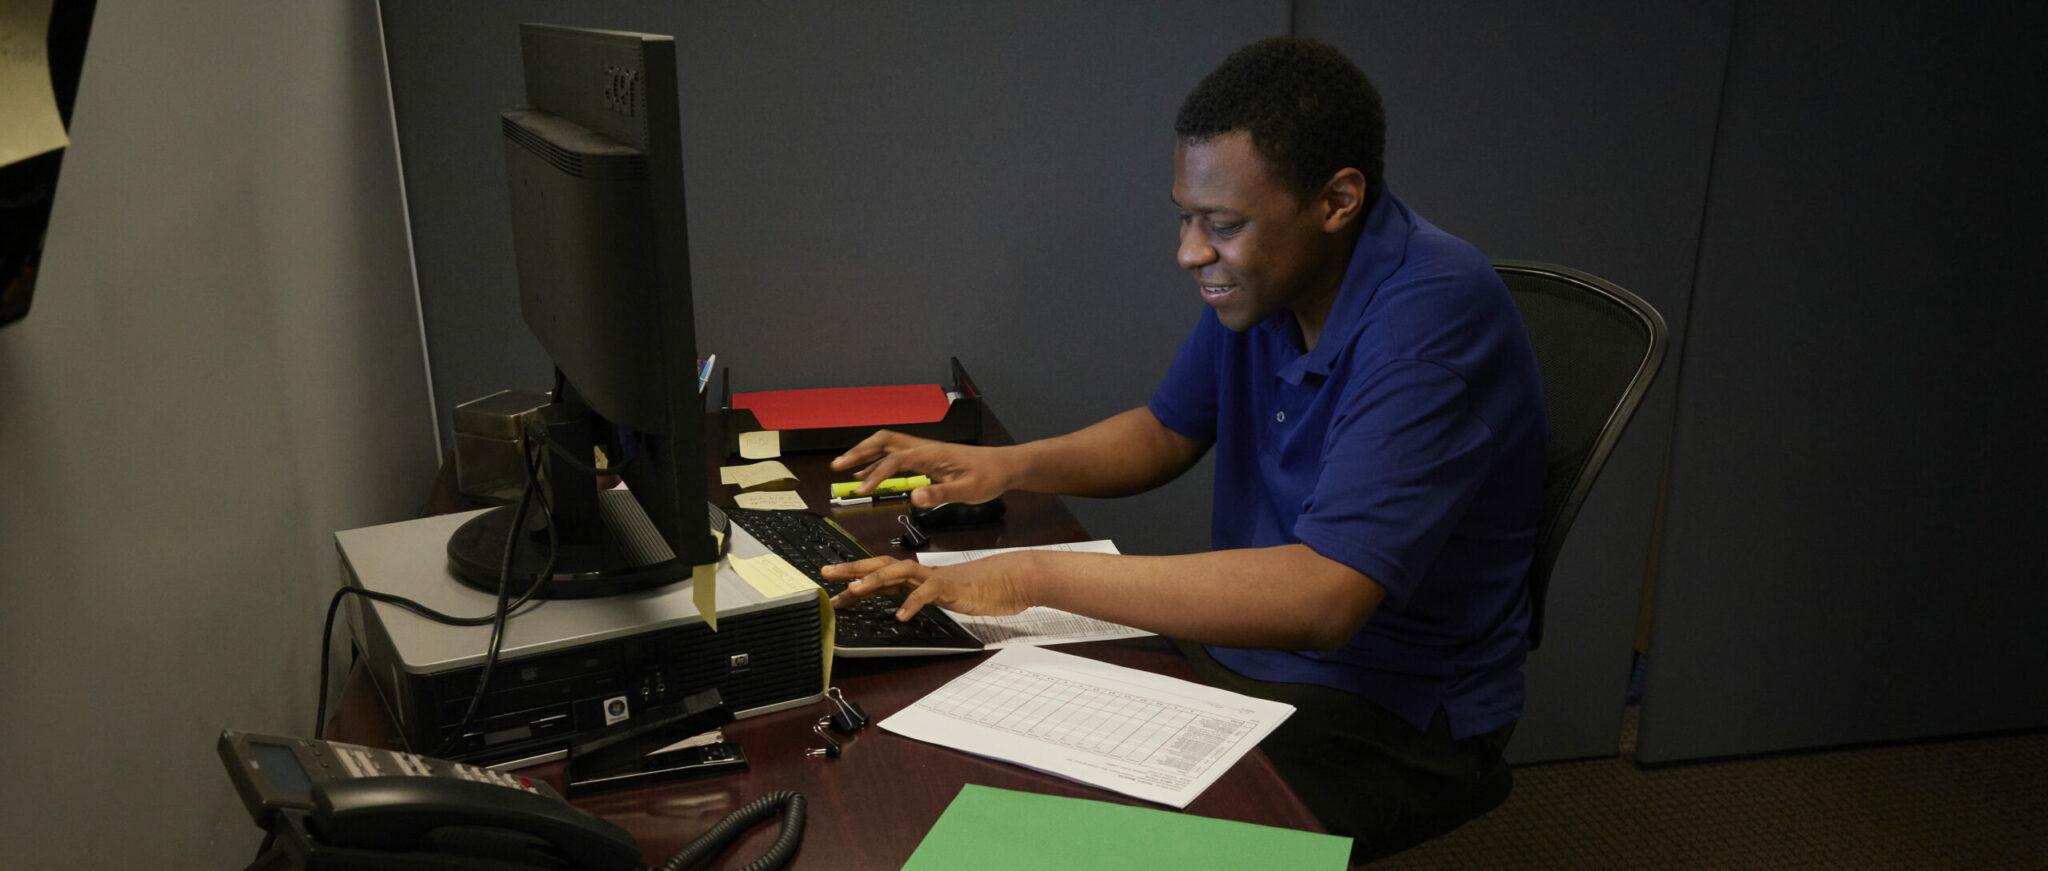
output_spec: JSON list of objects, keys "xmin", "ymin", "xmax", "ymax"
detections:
[{"xmin": 831, "ymin": 475, "xmax": 931, "ymax": 499}]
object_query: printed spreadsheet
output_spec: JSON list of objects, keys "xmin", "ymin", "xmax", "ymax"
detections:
[{"xmin": 881, "ymin": 646, "xmax": 1294, "ymax": 807}]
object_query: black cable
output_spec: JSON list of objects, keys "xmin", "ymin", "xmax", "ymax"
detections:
[
  {"xmin": 315, "ymin": 584, "xmax": 489, "ymax": 738},
  {"xmin": 658, "ymin": 791, "xmax": 806, "ymax": 871},
  {"xmin": 312, "ymin": 413, "xmax": 640, "ymax": 749},
  {"xmin": 432, "ymin": 436, "xmax": 562, "ymax": 756},
  {"xmin": 538, "ymin": 371, "xmax": 632, "ymax": 478},
  {"xmin": 314, "ymin": 439, "xmax": 554, "ymax": 743},
  {"xmin": 535, "ymin": 427, "xmax": 632, "ymax": 478},
  {"xmin": 313, "ymin": 585, "xmax": 532, "ymax": 737},
  {"xmin": 432, "ymin": 487, "xmax": 527, "ymax": 756}
]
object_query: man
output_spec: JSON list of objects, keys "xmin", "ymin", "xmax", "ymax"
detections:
[{"xmin": 822, "ymin": 37, "xmax": 1547, "ymax": 861}]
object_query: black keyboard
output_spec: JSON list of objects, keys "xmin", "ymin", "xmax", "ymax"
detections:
[{"xmin": 725, "ymin": 508, "xmax": 983, "ymax": 656}]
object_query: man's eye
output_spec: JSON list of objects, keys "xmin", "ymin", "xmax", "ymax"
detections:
[{"xmin": 1211, "ymin": 221, "xmax": 1244, "ymax": 236}]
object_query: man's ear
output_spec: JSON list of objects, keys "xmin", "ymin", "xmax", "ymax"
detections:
[{"xmin": 1318, "ymin": 167, "xmax": 1368, "ymax": 233}]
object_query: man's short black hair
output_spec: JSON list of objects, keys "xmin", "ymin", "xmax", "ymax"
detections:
[{"xmin": 1175, "ymin": 37, "xmax": 1386, "ymax": 204}]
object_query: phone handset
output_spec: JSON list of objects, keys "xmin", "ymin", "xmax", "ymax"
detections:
[
  {"xmin": 313, "ymin": 777, "xmax": 638, "ymax": 869},
  {"xmin": 220, "ymin": 730, "xmax": 639, "ymax": 870}
]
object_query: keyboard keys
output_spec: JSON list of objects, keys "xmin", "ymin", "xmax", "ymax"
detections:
[{"xmin": 726, "ymin": 509, "xmax": 981, "ymax": 653}]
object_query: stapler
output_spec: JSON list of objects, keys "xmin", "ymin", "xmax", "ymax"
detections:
[{"xmin": 565, "ymin": 689, "xmax": 746, "ymax": 794}]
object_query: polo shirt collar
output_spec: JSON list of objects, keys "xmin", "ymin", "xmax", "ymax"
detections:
[{"xmin": 1274, "ymin": 187, "xmax": 1412, "ymax": 385}]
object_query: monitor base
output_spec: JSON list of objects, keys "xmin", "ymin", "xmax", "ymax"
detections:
[{"xmin": 446, "ymin": 503, "xmax": 692, "ymax": 600}]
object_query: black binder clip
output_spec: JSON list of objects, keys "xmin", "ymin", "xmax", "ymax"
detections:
[
  {"xmin": 824, "ymin": 687, "xmax": 868, "ymax": 734},
  {"xmin": 892, "ymin": 514, "xmax": 930, "ymax": 550},
  {"xmin": 806, "ymin": 718, "xmax": 842, "ymax": 759}
]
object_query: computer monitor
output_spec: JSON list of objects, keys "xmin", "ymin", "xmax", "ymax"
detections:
[{"xmin": 446, "ymin": 24, "xmax": 717, "ymax": 598}]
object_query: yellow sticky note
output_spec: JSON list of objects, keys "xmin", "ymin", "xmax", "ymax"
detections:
[
  {"xmin": 817, "ymin": 588, "xmax": 835, "ymax": 688},
  {"xmin": 738, "ymin": 430, "xmax": 781, "ymax": 459},
  {"xmin": 735, "ymin": 490, "xmax": 807, "ymax": 511},
  {"xmin": 730, "ymin": 554, "xmax": 835, "ymax": 687},
  {"xmin": 731, "ymin": 554, "xmax": 821, "ymax": 598},
  {"xmin": 0, "ymin": 0, "xmax": 70, "ymax": 166},
  {"xmin": 692, "ymin": 560, "xmax": 718, "ymax": 631},
  {"xmin": 719, "ymin": 460, "xmax": 796, "ymax": 490}
]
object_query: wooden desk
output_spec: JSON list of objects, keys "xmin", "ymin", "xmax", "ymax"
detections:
[{"xmin": 331, "ymin": 407, "xmax": 1320, "ymax": 869}]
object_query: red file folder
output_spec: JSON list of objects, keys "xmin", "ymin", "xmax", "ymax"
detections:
[{"xmin": 729, "ymin": 384, "xmax": 951, "ymax": 431}]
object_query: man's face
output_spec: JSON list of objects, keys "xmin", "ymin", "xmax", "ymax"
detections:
[{"xmin": 1172, "ymin": 131, "xmax": 1334, "ymax": 333}]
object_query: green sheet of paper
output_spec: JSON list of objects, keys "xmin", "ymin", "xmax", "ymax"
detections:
[{"xmin": 903, "ymin": 785, "xmax": 1350, "ymax": 871}]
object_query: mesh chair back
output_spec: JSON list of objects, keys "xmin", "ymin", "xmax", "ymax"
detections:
[{"xmin": 1495, "ymin": 262, "xmax": 1668, "ymax": 650}]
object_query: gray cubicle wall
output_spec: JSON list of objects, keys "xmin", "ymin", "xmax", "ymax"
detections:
[
  {"xmin": 1639, "ymin": 3, "xmax": 2048, "ymax": 762},
  {"xmin": 379, "ymin": 0, "xmax": 1289, "ymax": 562},
  {"xmin": 0, "ymin": 3, "xmax": 438, "ymax": 866},
  {"xmin": 1297, "ymin": 0, "xmax": 1733, "ymax": 763}
]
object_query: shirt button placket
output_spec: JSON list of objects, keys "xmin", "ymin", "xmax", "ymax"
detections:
[{"xmin": 1275, "ymin": 410, "xmax": 1286, "ymax": 423}]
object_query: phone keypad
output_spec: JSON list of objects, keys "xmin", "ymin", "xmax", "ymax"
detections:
[{"xmin": 451, "ymin": 762, "xmax": 543, "ymax": 793}]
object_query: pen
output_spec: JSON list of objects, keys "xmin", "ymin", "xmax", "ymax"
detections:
[
  {"xmin": 829, "ymin": 492, "xmax": 911, "ymax": 507},
  {"xmin": 696, "ymin": 353, "xmax": 716, "ymax": 395}
]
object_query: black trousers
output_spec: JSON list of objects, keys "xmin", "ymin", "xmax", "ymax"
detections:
[{"xmin": 1179, "ymin": 642, "xmax": 1515, "ymax": 865}]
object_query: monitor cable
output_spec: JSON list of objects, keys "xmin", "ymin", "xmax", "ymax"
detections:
[{"xmin": 313, "ymin": 437, "xmax": 555, "ymax": 753}]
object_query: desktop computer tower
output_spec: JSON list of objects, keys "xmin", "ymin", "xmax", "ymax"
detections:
[{"xmin": 337, "ymin": 507, "xmax": 827, "ymax": 765}]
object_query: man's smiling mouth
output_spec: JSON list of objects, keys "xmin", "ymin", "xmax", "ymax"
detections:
[{"xmin": 1201, "ymin": 284, "xmax": 1236, "ymax": 300}]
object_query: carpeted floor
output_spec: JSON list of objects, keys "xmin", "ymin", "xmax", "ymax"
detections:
[{"xmin": 1374, "ymin": 711, "xmax": 2047, "ymax": 868}]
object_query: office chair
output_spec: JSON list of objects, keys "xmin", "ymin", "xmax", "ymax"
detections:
[{"xmin": 1495, "ymin": 261, "xmax": 1668, "ymax": 650}]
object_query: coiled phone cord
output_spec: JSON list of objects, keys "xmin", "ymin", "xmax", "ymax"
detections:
[{"xmin": 658, "ymin": 790, "xmax": 807, "ymax": 871}]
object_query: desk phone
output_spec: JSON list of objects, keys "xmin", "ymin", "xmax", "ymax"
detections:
[
  {"xmin": 220, "ymin": 729, "xmax": 639, "ymax": 870},
  {"xmin": 220, "ymin": 729, "xmax": 806, "ymax": 871}
]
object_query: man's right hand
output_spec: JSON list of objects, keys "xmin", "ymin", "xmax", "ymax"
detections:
[{"xmin": 831, "ymin": 429, "xmax": 1021, "ymax": 507}]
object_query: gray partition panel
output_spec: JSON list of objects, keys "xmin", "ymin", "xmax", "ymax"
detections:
[
  {"xmin": 1299, "ymin": 1, "xmax": 1733, "ymax": 762},
  {"xmin": 1641, "ymin": 3, "xmax": 2048, "ymax": 763},
  {"xmin": 0, "ymin": 3, "xmax": 439, "ymax": 865},
  {"xmin": 379, "ymin": 1, "xmax": 1286, "ymax": 557}
]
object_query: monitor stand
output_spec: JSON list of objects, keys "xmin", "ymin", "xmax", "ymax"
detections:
[
  {"xmin": 447, "ymin": 394, "xmax": 712, "ymax": 600},
  {"xmin": 445, "ymin": 489, "xmax": 695, "ymax": 600}
]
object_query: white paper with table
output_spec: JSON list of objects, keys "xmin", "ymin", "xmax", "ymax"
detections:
[
  {"xmin": 917, "ymin": 540, "xmax": 1155, "ymax": 648},
  {"xmin": 879, "ymin": 645, "xmax": 1294, "ymax": 808}
]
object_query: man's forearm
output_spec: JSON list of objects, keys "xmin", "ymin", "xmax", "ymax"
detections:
[
  {"xmin": 1018, "ymin": 544, "xmax": 1384, "ymax": 650},
  {"xmin": 1007, "ymin": 407, "xmax": 1205, "ymax": 498}
]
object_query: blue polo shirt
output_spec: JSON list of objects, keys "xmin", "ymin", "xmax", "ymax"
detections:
[{"xmin": 1148, "ymin": 189, "xmax": 1547, "ymax": 740}]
